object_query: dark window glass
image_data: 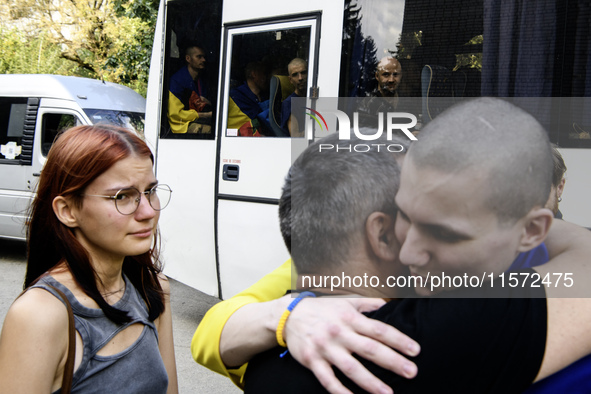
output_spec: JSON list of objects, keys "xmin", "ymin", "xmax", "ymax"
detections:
[
  {"xmin": 161, "ymin": 0, "xmax": 223, "ymax": 140},
  {"xmin": 41, "ymin": 113, "xmax": 79, "ymax": 156},
  {"xmin": 0, "ymin": 98, "xmax": 27, "ymax": 162},
  {"xmin": 226, "ymin": 27, "xmax": 311, "ymax": 138},
  {"xmin": 84, "ymin": 109, "xmax": 145, "ymax": 136},
  {"xmin": 339, "ymin": 0, "xmax": 591, "ymax": 147}
]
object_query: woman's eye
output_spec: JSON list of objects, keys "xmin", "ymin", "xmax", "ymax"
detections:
[{"xmin": 115, "ymin": 193, "xmax": 130, "ymax": 201}]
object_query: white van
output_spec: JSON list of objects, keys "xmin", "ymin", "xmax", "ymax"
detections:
[{"xmin": 0, "ymin": 74, "xmax": 146, "ymax": 240}]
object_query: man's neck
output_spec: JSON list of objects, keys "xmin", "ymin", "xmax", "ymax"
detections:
[
  {"xmin": 379, "ymin": 89, "xmax": 398, "ymax": 98},
  {"xmin": 188, "ymin": 65, "xmax": 200, "ymax": 80},
  {"xmin": 247, "ymin": 80, "xmax": 261, "ymax": 100}
]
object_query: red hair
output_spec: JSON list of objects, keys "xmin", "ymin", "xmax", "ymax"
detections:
[{"xmin": 26, "ymin": 124, "xmax": 164, "ymax": 323}]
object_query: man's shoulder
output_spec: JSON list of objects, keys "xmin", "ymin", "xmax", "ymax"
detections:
[
  {"xmin": 281, "ymin": 92, "xmax": 299, "ymax": 109},
  {"xmin": 170, "ymin": 66, "xmax": 193, "ymax": 94},
  {"xmin": 171, "ymin": 66, "xmax": 189, "ymax": 82},
  {"xmin": 231, "ymin": 83, "xmax": 257, "ymax": 106}
]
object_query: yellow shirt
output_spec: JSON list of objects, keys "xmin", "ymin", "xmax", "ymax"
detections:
[
  {"xmin": 167, "ymin": 91, "xmax": 199, "ymax": 134},
  {"xmin": 190, "ymin": 259, "xmax": 292, "ymax": 388}
]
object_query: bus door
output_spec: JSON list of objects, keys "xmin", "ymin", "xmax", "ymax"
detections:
[
  {"xmin": 216, "ymin": 16, "xmax": 320, "ymax": 298},
  {"xmin": 147, "ymin": 0, "xmax": 224, "ymax": 296}
]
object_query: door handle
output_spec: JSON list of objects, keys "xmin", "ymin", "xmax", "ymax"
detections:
[{"xmin": 222, "ymin": 164, "xmax": 239, "ymax": 181}]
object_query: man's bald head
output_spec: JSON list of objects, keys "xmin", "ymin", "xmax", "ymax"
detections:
[
  {"xmin": 407, "ymin": 98, "xmax": 552, "ymax": 223},
  {"xmin": 375, "ymin": 57, "xmax": 402, "ymax": 97}
]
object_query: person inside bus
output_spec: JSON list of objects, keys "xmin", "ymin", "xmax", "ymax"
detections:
[
  {"xmin": 281, "ymin": 58, "xmax": 308, "ymax": 137},
  {"xmin": 192, "ymin": 98, "xmax": 591, "ymax": 394},
  {"xmin": 168, "ymin": 43, "xmax": 213, "ymax": 134},
  {"xmin": 358, "ymin": 56, "xmax": 408, "ymax": 129},
  {"xmin": 545, "ymin": 143, "xmax": 567, "ymax": 219},
  {"xmin": 227, "ymin": 61, "xmax": 273, "ymax": 137},
  {"xmin": 372, "ymin": 56, "xmax": 403, "ymax": 99},
  {"xmin": 0, "ymin": 125, "xmax": 178, "ymax": 393}
]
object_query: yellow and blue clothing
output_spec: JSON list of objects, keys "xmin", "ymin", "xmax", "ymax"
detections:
[
  {"xmin": 190, "ymin": 259, "xmax": 291, "ymax": 388},
  {"xmin": 168, "ymin": 66, "xmax": 208, "ymax": 134},
  {"xmin": 228, "ymin": 83, "xmax": 272, "ymax": 136}
]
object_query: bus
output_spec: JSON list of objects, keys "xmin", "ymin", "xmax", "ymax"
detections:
[{"xmin": 144, "ymin": 0, "xmax": 591, "ymax": 299}]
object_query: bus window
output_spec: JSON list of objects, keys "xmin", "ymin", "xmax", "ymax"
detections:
[
  {"xmin": 161, "ymin": 0, "xmax": 223, "ymax": 140},
  {"xmin": 225, "ymin": 27, "xmax": 311, "ymax": 138},
  {"xmin": 339, "ymin": 0, "xmax": 591, "ymax": 148}
]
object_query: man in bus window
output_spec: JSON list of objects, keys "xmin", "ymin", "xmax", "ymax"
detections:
[
  {"xmin": 281, "ymin": 58, "xmax": 308, "ymax": 137},
  {"xmin": 168, "ymin": 43, "xmax": 213, "ymax": 134},
  {"xmin": 227, "ymin": 61, "xmax": 272, "ymax": 137},
  {"xmin": 358, "ymin": 56, "xmax": 407, "ymax": 128},
  {"xmin": 373, "ymin": 56, "xmax": 403, "ymax": 100}
]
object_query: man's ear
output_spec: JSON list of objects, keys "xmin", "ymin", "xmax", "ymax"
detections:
[
  {"xmin": 517, "ymin": 207, "xmax": 554, "ymax": 252},
  {"xmin": 366, "ymin": 212, "xmax": 397, "ymax": 260},
  {"xmin": 52, "ymin": 196, "xmax": 79, "ymax": 228}
]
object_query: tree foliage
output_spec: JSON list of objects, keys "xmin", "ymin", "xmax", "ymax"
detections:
[
  {"xmin": 0, "ymin": 27, "xmax": 76, "ymax": 75},
  {"xmin": 0, "ymin": 0, "xmax": 159, "ymax": 96}
]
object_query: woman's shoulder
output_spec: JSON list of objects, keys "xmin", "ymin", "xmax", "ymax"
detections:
[
  {"xmin": 157, "ymin": 273, "xmax": 170, "ymax": 293},
  {"xmin": 5, "ymin": 287, "xmax": 69, "ymax": 342}
]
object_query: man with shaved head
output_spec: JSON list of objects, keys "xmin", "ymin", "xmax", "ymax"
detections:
[
  {"xmin": 281, "ymin": 58, "xmax": 308, "ymax": 136},
  {"xmin": 374, "ymin": 56, "xmax": 403, "ymax": 98},
  {"xmin": 396, "ymin": 97, "xmax": 554, "ymax": 294},
  {"xmin": 358, "ymin": 56, "xmax": 405, "ymax": 127},
  {"xmin": 241, "ymin": 98, "xmax": 591, "ymax": 393}
]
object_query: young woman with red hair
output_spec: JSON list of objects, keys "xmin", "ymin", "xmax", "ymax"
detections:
[{"xmin": 0, "ymin": 125, "xmax": 178, "ymax": 393}]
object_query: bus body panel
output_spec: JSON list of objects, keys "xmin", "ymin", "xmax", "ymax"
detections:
[
  {"xmin": 155, "ymin": 139, "xmax": 219, "ymax": 293},
  {"xmin": 218, "ymin": 200, "xmax": 290, "ymax": 298}
]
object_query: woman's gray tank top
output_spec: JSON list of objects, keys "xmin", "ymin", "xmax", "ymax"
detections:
[{"xmin": 32, "ymin": 274, "xmax": 168, "ymax": 394}]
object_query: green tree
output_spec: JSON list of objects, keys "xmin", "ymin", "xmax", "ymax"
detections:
[
  {"xmin": 0, "ymin": 27, "xmax": 77, "ymax": 75},
  {"xmin": 0, "ymin": 0, "xmax": 158, "ymax": 96}
]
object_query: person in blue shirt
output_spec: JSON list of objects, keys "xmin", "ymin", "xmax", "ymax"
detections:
[
  {"xmin": 168, "ymin": 43, "xmax": 212, "ymax": 134},
  {"xmin": 281, "ymin": 58, "xmax": 308, "ymax": 137},
  {"xmin": 228, "ymin": 61, "xmax": 272, "ymax": 137}
]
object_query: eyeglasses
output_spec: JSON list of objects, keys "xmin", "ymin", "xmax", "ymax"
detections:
[{"xmin": 83, "ymin": 184, "xmax": 172, "ymax": 215}]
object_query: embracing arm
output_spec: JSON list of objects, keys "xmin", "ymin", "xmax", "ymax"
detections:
[
  {"xmin": 0, "ymin": 289, "xmax": 69, "ymax": 393},
  {"xmin": 533, "ymin": 219, "xmax": 591, "ymax": 381},
  {"xmin": 155, "ymin": 275, "xmax": 179, "ymax": 394},
  {"xmin": 192, "ymin": 259, "xmax": 420, "ymax": 393},
  {"xmin": 191, "ymin": 259, "xmax": 292, "ymax": 386}
]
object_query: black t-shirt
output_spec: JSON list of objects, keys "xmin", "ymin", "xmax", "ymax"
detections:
[{"xmin": 244, "ymin": 269, "xmax": 547, "ymax": 394}]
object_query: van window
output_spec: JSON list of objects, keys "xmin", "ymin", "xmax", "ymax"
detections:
[
  {"xmin": 84, "ymin": 109, "xmax": 145, "ymax": 136},
  {"xmin": 41, "ymin": 113, "xmax": 79, "ymax": 156},
  {"xmin": 0, "ymin": 98, "xmax": 27, "ymax": 162}
]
